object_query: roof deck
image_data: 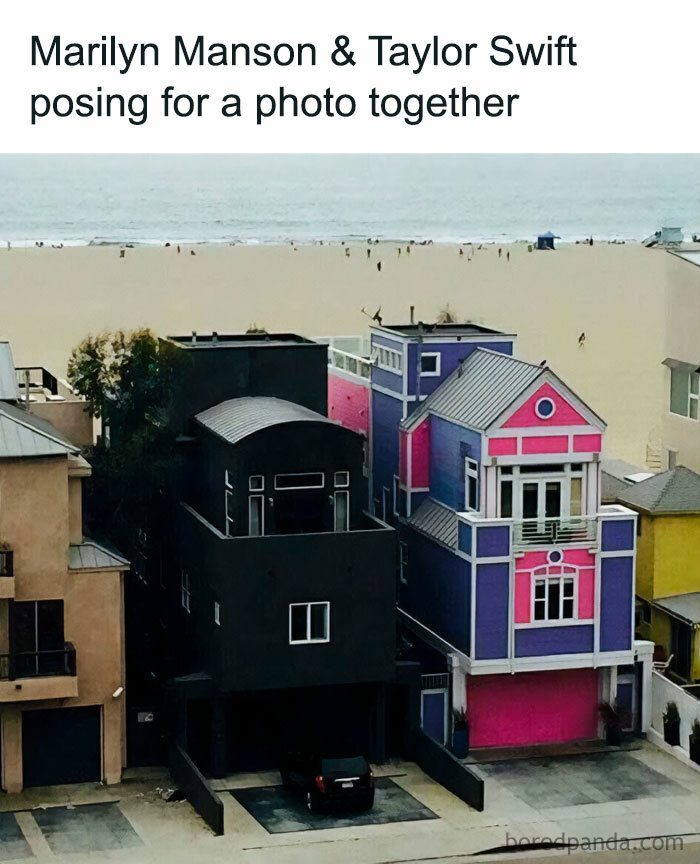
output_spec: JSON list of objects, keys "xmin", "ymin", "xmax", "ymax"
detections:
[
  {"xmin": 374, "ymin": 322, "xmax": 512, "ymax": 339},
  {"xmin": 166, "ymin": 332, "xmax": 316, "ymax": 350}
]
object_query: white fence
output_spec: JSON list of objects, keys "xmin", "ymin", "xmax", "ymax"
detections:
[{"xmin": 651, "ymin": 670, "xmax": 700, "ymax": 760}]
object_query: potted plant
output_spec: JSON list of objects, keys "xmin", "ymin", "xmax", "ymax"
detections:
[
  {"xmin": 689, "ymin": 719, "xmax": 700, "ymax": 765},
  {"xmin": 599, "ymin": 702, "xmax": 623, "ymax": 747},
  {"xmin": 451, "ymin": 708, "xmax": 470, "ymax": 758},
  {"xmin": 663, "ymin": 701, "xmax": 681, "ymax": 746}
]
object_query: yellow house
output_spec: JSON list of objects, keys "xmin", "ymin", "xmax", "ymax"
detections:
[
  {"xmin": 618, "ymin": 466, "xmax": 700, "ymax": 683},
  {"xmin": 0, "ymin": 342, "xmax": 129, "ymax": 793}
]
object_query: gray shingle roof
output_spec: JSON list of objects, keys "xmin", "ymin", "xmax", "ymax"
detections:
[
  {"xmin": 617, "ymin": 466, "xmax": 700, "ymax": 514},
  {"xmin": 408, "ymin": 498, "xmax": 458, "ymax": 549},
  {"xmin": 652, "ymin": 592, "xmax": 700, "ymax": 625},
  {"xmin": 69, "ymin": 540, "xmax": 129, "ymax": 571},
  {"xmin": 195, "ymin": 396, "xmax": 336, "ymax": 445},
  {"xmin": 0, "ymin": 343, "xmax": 19, "ymax": 401},
  {"xmin": 0, "ymin": 400, "xmax": 78, "ymax": 458},
  {"xmin": 404, "ymin": 349, "xmax": 545, "ymax": 432}
]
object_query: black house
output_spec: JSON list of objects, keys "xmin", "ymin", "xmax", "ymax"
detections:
[{"xmin": 127, "ymin": 332, "xmax": 409, "ymax": 778}]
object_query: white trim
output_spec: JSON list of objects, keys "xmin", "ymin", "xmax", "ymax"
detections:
[
  {"xmin": 376, "ymin": 345, "xmax": 403, "ymax": 375},
  {"xmin": 535, "ymin": 396, "xmax": 557, "ymax": 420},
  {"xmin": 248, "ymin": 494, "xmax": 265, "ymax": 536},
  {"xmin": 419, "ymin": 352, "xmax": 441, "ymax": 377},
  {"xmin": 289, "ymin": 601, "xmax": 330, "ymax": 645},
  {"xmin": 274, "ymin": 472, "xmax": 325, "ymax": 490},
  {"xmin": 225, "ymin": 469, "xmax": 233, "ymax": 489},
  {"xmin": 249, "ymin": 474, "xmax": 264, "ymax": 491},
  {"xmin": 333, "ymin": 470, "xmax": 349, "ymax": 488},
  {"xmin": 214, "ymin": 601, "xmax": 221, "ymax": 626},
  {"xmin": 225, "ymin": 489, "xmax": 234, "ymax": 537},
  {"xmin": 399, "ymin": 540, "xmax": 408, "ymax": 584},
  {"xmin": 515, "ymin": 618, "xmax": 594, "ymax": 630},
  {"xmin": 488, "ymin": 424, "xmax": 599, "ymax": 438},
  {"xmin": 392, "ymin": 475, "xmax": 400, "ymax": 517}
]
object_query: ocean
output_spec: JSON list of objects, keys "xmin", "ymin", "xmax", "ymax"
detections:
[{"xmin": 1, "ymin": 154, "xmax": 699, "ymax": 246}]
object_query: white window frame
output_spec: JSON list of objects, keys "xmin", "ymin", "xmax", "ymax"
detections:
[
  {"xmin": 225, "ymin": 489, "xmax": 234, "ymax": 536},
  {"xmin": 393, "ymin": 475, "xmax": 400, "ymax": 516},
  {"xmin": 274, "ymin": 472, "xmax": 325, "ymax": 490},
  {"xmin": 249, "ymin": 474, "xmax": 264, "ymax": 491},
  {"xmin": 532, "ymin": 568, "xmax": 577, "ymax": 622},
  {"xmin": 214, "ymin": 601, "xmax": 221, "ymax": 626},
  {"xmin": 248, "ymin": 494, "xmax": 265, "ymax": 536},
  {"xmin": 334, "ymin": 490, "xmax": 350, "ymax": 532},
  {"xmin": 289, "ymin": 601, "xmax": 330, "ymax": 645},
  {"xmin": 419, "ymin": 352, "xmax": 441, "ymax": 377},
  {"xmin": 465, "ymin": 458, "xmax": 479, "ymax": 512},
  {"xmin": 181, "ymin": 570, "xmax": 191, "ymax": 613},
  {"xmin": 225, "ymin": 469, "xmax": 233, "ymax": 489},
  {"xmin": 334, "ymin": 470, "xmax": 349, "ymax": 488},
  {"xmin": 377, "ymin": 346, "xmax": 403, "ymax": 375}
]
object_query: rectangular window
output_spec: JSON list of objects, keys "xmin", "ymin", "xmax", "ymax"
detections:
[
  {"xmin": 249, "ymin": 495, "xmax": 264, "ymax": 536},
  {"xmin": 334, "ymin": 490, "xmax": 349, "ymax": 532},
  {"xmin": 465, "ymin": 458, "xmax": 479, "ymax": 511},
  {"xmin": 289, "ymin": 601, "xmax": 330, "ymax": 644},
  {"xmin": 181, "ymin": 571, "xmax": 191, "ymax": 613},
  {"xmin": 249, "ymin": 475, "xmax": 264, "ymax": 491},
  {"xmin": 225, "ymin": 489, "xmax": 234, "ymax": 536},
  {"xmin": 399, "ymin": 541, "xmax": 408, "ymax": 584},
  {"xmin": 670, "ymin": 367, "xmax": 699, "ymax": 419},
  {"xmin": 534, "ymin": 576, "xmax": 575, "ymax": 621},
  {"xmin": 214, "ymin": 601, "xmax": 221, "ymax": 626},
  {"xmin": 570, "ymin": 477, "xmax": 583, "ymax": 517},
  {"xmin": 420, "ymin": 352, "xmax": 441, "ymax": 377},
  {"xmin": 377, "ymin": 346, "xmax": 403, "ymax": 374},
  {"xmin": 274, "ymin": 472, "xmax": 324, "ymax": 490},
  {"xmin": 500, "ymin": 478, "xmax": 513, "ymax": 518},
  {"xmin": 334, "ymin": 470, "xmax": 349, "ymax": 487}
]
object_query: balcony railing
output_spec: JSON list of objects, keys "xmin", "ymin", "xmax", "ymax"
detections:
[
  {"xmin": 512, "ymin": 516, "xmax": 598, "ymax": 549},
  {"xmin": 0, "ymin": 642, "xmax": 77, "ymax": 681},
  {"xmin": 328, "ymin": 347, "xmax": 372, "ymax": 381},
  {"xmin": 0, "ymin": 548, "xmax": 13, "ymax": 579}
]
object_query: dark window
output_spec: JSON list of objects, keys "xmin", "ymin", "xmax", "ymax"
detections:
[
  {"xmin": 290, "ymin": 604, "xmax": 307, "ymax": 642},
  {"xmin": 420, "ymin": 354, "xmax": 439, "ymax": 374},
  {"xmin": 275, "ymin": 473, "xmax": 324, "ymax": 490},
  {"xmin": 501, "ymin": 480, "xmax": 513, "ymax": 518},
  {"xmin": 249, "ymin": 495, "xmax": 264, "ymax": 536}
]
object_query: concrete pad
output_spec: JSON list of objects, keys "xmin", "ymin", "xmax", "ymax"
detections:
[
  {"xmin": 0, "ymin": 812, "xmax": 32, "ymax": 861},
  {"xmin": 230, "ymin": 777, "xmax": 436, "ymax": 834},
  {"xmin": 32, "ymin": 802, "xmax": 142, "ymax": 855}
]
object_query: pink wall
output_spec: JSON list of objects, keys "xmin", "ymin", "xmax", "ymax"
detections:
[
  {"xmin": 411, "ymin": 418, "xmax": 431, "ymax": 488},
  {"xmin": 399, "ymin": 430, "xmax": 408, "ymax": 485},
  {"xmin": 578, "ymin": 568, "xmax": 595, "ymax": 619},
  {"xmin": 574, "ymin": 433, "xmax": 602, "ymax": 453},
  {"xmin": 488, "ymin": 437, "xmax": 518, "ymax": 456},
  {"xmin": 502, "ymin": 382, "xmax": 590, "ymax": 428},
  {"xmin": 514, "ymin": 571, "xmax": 531, "ymax": 623},
  {"xmin": 522, "ymin": 435, "xmax": 569, "ymax": 454},
  {"xmin": 328, "ymin": 373, "xmax": 370, "ymax": 436},
  {"xmin": 515, "ymin": 548, "xmax": 596, "ymax": 624},
  {"xmin": 467, "ymin": 669, "xmax": 600, "ymax": 747}
]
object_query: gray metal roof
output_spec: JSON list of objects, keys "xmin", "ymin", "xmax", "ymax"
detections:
[
  {"xmin": 195, "ymin": 396, "xmax": 336, "ymax": 445},
  {"xmin": 652, "ymin": 592, "xmax": 700, "ymax": 625},
  {"xmin": 69, "ymin": 540, "xmax": 129, "ymax": 571},
  {"xmin": 617, "ymin": 466, "xmax": 700, "ymax": 514},
  {"xmin": 404, "ymin": 349, "xmax": 545, "ymax": 432},
  {"xmin": 408, "ymin": 498, "xmax": 458, "ymax": 550},
  {"xmin": 0, "ymin": 400, "xmax": 78, "ymax": 458},
  {"xmin": 0, "ymin": 343, "xmax": 19, "ymax": 401}
]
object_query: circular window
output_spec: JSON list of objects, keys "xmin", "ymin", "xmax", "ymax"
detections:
[
  {"xmin": 548, "ymin": 550, "xmax": 563, "ymax": 564},
  {"xmin": 535, "ymin": 397, "xmax": 556, "ymax": 419}
]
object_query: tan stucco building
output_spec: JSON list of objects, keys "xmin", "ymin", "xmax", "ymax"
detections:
[{"xmin": 0, "ymin": 343, "xmax": 128, "ymax": 793}]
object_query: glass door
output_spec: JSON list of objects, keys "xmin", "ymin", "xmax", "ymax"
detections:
[{"xmin": 521, "ymin": 479, "xmax": 561, "ymax": 542}]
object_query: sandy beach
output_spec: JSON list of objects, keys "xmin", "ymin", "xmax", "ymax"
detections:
[{"xmin": 0, "ymin": 241, "xmax": 668, "ymax": 465}]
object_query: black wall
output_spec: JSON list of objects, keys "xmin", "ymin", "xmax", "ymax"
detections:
[
  {"xmin": 175, "ymin": 507, "xmax": 397, "ymax": 693},
  {"xmin": 162, "ymin": 338, "xmax": 329, "ymax": 432}
]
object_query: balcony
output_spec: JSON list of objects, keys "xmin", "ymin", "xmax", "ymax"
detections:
[
  {"xmin": 512, "ymin": 516, "xmax": 598, "ymax": 550},
  {"xmin": 0, "ymin": 546, "xmax": 14, "ymax": 598},
  {"xmin": 0, "ymin": 642, "xmax": 78, "ymax": 702}
]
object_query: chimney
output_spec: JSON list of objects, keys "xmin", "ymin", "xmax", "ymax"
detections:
[
  {"xmin": 409, "ymin": 305, "xmax": 415, "ymax": 325},
  {"xmin": 191, "ymin": 330, "xmax": 197, "ymax": 343},
  {"xmin": 212, "ymin": 331, "xmax": 219, "ymax": 344}
]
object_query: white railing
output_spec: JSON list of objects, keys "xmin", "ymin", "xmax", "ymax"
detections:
[
  {"xmin": 512, "ymin": 516, "xmax": 598, "ymax": 549},
  {"xmin": 651, "ymin": 670, "xmax": 700, "ymax": 759},
  {"xmin": 327, "ymin": 346, "xmax": 371, "ymax": 381},
  {"xmin": 421, "ymin": 673, "xmax": 450, "ymax": 691}
]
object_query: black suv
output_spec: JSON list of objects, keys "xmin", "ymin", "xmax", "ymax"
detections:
[{"xmin": 280, "ymin": 752, "xmax": 375, "ymax": 812}]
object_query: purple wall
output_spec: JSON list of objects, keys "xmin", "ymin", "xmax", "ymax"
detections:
[
  {"xmin": 600, "ymin": 556, "xmax": 633, "ymax": 652},
  {"xmin": 407, "ymin": 340, "xmax": 515, "ymax": 397},
  {"xmin": 474, "ymin": 562, "xmax": 509, "ymax": 659},
  {"xmin": 515, "ymin": 625, "xmax": 594, "ymax": 657},
  {"xmin": 601, "ymin": 519, "xmax": 635, "ymax": 552},
  {"xmin": 476, "ymin": 525, "xmax": 510, "ymax": 558}
]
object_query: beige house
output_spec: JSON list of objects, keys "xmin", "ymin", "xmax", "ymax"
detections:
[{"xmin": 0, "ymin": 342, "xmax": 127, "ymax": 793}]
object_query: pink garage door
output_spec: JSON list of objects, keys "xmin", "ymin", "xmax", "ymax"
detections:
[{"xmin": 467, "ymin": 668, "xmax": 599, "ymax": 748}]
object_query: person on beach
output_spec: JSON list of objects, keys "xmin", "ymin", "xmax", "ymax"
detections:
[
  {"xmin": 507, "ymin": 250, "xmax": 510, "ymax": 262},
  {"xmin": 120, "ymin": 249, "xmax": 125, "ymax": 258},
  {"xmin": 406, "ymin": 246, "xmax": 410, "ymax": 255},
  {"xmin": 177, "ymin": 245, "xmax": 181, "ymax": 253},
  {"xmin": 345, "ymin": 247, "xmax": 350, "ymax": 257},
  {"xmin": 367, "ymin": 248, "xmax": 371, "ymax": 259},
  {"xmin": 459, "ymin": 248, "xmax": 463, "ymax": 256},
  {"xmin": 498, "ymin": 247, "xmax": 502, "ymax": 258},
  {"xmin": 191, "ymin": 250, "xmax": 196, "ymax": 256},
  {"xmin": 397, "ymin": 247, "xmax": 401, "ymax": 256},
  {"xmin": 377, "ymin": 261, "xmax": 382, "ymax": 272}
]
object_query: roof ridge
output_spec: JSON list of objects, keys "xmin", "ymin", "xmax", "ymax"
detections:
[{"xmin": 0, "ymin": 401, "xmax": 77, "ymax": 453}]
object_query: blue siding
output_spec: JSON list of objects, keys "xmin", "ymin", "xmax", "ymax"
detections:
[
  {"xmin": 515, "ymin": 625, "xmax": 594, "ymax": 657},
  {"xmin": 476, "ymin": 525, "xmax": 510, "ymax": 558},
  {"xmin": 601, "ymin": 519, "xmax": 635, "ymax": 552},
  {"xmin": 400, "ymin": 526, "xmax": 471, "ymax": 655},
  {"xmin": 429, "ymin": 416, "xmax": 482, "ymax": 511},
  {"xmin": 600, "ymin": 556, "xmax": 633, "ymax": 652},
  {"xmin": 458, "ymin": 521, "xmax": 472, "ymax": 556},
  {"xmin": 371, "ymin": 334, "xmax": 405, "ymax": 394},
  {"xmin": 371, "ymin": 389, "xmax": 404, "ymax": 507},
  {"xmin": 474, "ymin": 562, "xmax": 509, "ymax": 659}
]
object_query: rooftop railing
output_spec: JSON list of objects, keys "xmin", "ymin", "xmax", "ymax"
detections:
[
  {"xmin": 327, "ymin": 347, "xmax": 371, "ymax": 381},
  {"xmin": 0, "ymin": 642, "xmax": 77, "ymax": 681},
  {"xmin": 512, "ymin": 516, "xmax": 598, "ymax": 549}
]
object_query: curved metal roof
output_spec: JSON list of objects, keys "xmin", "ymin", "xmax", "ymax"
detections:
[{"xmin": 195, "ymin": 396, "xmax": 336, "ymax": 444}]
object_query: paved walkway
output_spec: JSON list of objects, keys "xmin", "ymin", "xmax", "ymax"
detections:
[{"xmin": 0, "ymin": 743, "xmax": 697, "ymax": 863}]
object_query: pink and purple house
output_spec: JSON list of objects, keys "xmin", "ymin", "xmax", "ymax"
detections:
[{"xmin": 359, "ymin": 327, "xmax": 653, "ymax": 751}]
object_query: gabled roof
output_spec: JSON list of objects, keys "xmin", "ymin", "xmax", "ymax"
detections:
[
  {"xmin": 195, "ymin": 396, "xmax": 336, "ymax": 445},
  {"xmin": 652, "ymin": 592, "xmax": 700, "ymax": 625},
  {"xmin": 617, "ymin": 466, "xmax": 700, "ymax": 514},
  {"xmin": 408, "ymin": 498, "xmax": 458, "ymax": 550},
  {"xmin": 69, "ymin": 540, "xmax": 129, "ymax": 571},
  {"xmin": 0, "ymin": 342, "xmax": 19, "ymax": 401},
  {"xmin": 0, "ymin": 400, "xmax": 78, "ymax": 458},
  {"xmin": 402, "ymin": 348, "xmax": 603, "ymax": 434}
]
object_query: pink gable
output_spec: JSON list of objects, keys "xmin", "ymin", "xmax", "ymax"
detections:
[
  {"xmin": 502, "ymin": 382, "xmax": 590, "ymax": 429},
  {"xmin": 411, "ymin": 417, "xmax": 431, "ymax": 488},
  {"xmin": 399, "ymin": 430, "xmax": 409, "ymax": 485}
]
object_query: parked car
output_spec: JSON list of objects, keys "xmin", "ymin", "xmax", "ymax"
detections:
[{"xmin": 280, "ymin": 751, "xmax": 374, "ymax": 812}]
